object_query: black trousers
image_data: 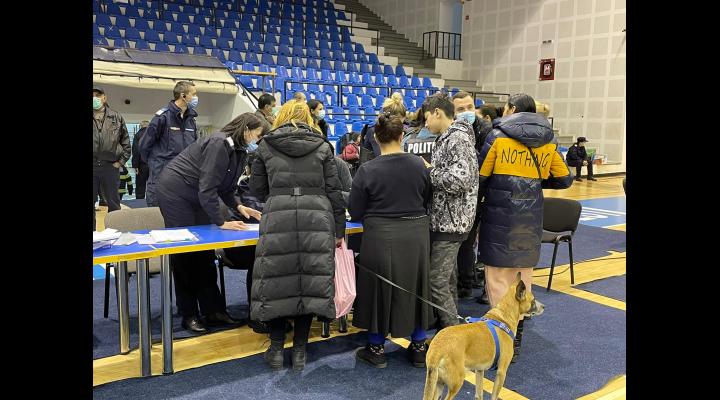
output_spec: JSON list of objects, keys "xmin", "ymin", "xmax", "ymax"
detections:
[
  {"xmin": 457, "ymin": 210, "xmax": 482, "ymax": 290},
  {"xmin": 93, "ymin": 161, "xmax": 121, "ymax": 231},
  {"xmin": 269, "ymin": 314, "xmax": 313, "ymax": 344},
  {"xmin": 135, "ymin": 166, "xmax": 149, "ymax": 199},
  {"xmin": 157, "ymin": 173, "xmax": 225, "ymax": 317},
  {"xmin": 574, "ymin": 162, "xmax": 594, "ymax": 178},
  {"xmin": 222, "ymin": 246, "xmax": 257, "ymax": 316}
]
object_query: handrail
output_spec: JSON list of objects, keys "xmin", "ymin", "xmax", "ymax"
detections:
[
  {"xmin": 282, "ymin": 79, "xmax": 439, "ymax": 107},
  {"xmin": 421, "ymin": 31, "xmax": 462, "ymax": 61}
]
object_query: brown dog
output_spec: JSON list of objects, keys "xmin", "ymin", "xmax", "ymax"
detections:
[{"xmin": 422, "ymin": 273, "xmax": 544, "ymax": 400}]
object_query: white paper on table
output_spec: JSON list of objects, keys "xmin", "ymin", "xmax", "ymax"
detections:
[
  {"xmin": 114, "ymin": 233, "xmax": 138, "ymax": 246},
  {"xmin": 93, "ymin": 228, "xmax": 121, "ymax": 243},
  {"xmin": 242, "ymin": 224, "xmax": 260, "ymax": 231},
  {"xmin": 149, "ymin": 229, "xmax": 197, "ymax": 243},
  {"xmin": 136, "ymin": 234, "xmax": 157, "ymax": 245}
]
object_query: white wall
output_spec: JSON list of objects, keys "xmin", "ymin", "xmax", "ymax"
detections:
[
  {"xmin": 460, "ymin": 0, "xmax": 626, "ymax": 170},
  {"xmin": 358, "ymin": 0, "xmax": 441, "ymax": 45},
  {"xmin": 97, "ymin": 84, "xmax": 255, "ymax": 132}
]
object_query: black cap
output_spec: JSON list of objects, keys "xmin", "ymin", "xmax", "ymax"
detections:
[
  {"xmin": 577, "ymin": 137, "xmax": 588, "ymax": 143},
  {"xmin": 92, "ymin": 87, "xmax": 105, "ymax": 95}
]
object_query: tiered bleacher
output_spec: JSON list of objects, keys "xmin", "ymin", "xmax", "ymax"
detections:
[{"xmin": 93, "ymin": 0, "xmax": 440, "ymax": 141}]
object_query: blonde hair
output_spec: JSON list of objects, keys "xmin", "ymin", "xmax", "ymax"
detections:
[
  {"xmin": 535, "ymin": 101, "xmax": 551, "ymax": 117},
  {"xmin": 381, "ymin": 92, "xmax": 407, "ymax": 117},
  {"xmin": 271, "ymin": 99, "xmax": 320, "ymax": 132}
]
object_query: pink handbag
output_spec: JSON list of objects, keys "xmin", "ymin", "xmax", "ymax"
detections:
[{"xmin": 334, "ymin": 239, "xmax": 357, "ymax": 318}]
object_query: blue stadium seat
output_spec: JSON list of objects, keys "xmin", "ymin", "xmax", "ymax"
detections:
[
  {"xmin": 173, "ymin": 44, "xmax": 189, "ymax": 54},
  {"xmin": 264, "ymin": 34, "xmax": 279, "ymax": 46},
  {"xmin": 346, "ymin": 93, "xmax": 358, "ymax": 107},
  {"xmin": 291, "ymin": 45, "xmax": 304, "ymax": 58},
  {"xmin": 306, "ymin": 68, "xmax": 319, "ymax": 82},
  {"xmin": 343, "ymin": 51, "xmax": 355, "ymax": 62},
  {"xmin": 162, "ymin": 31, "xmax": 181, "ymax": 44},
  {"xmin": 308, "ymin": 83, "xmax": 321, "ymax": 93},
  {"xmin": 124, "ymin": 27, "xmax": 142, "ymax": 41},
  {"xmin": 105, "ymin": 3, "xmax": 122, "ymax": 15},
  {"xmin": 368, "ymin": 53, "xmax": 381, "ymax": 65},
  {"xmin": 399, "ymin": 75, "xmax": 411, "ymax": 88},
  {"xmin": 250, "ymin": 31, "xmax": 263, "ymax": 43},
  {"xmin": 200, "ymin": 36, "xmax": 216, "ymax": 49},
  {"xmin": 335, "ymin": 70, "xmax": 347, "ymax": 83},
  {"xmin": 320, "ymin": 69, "xmax": 333, "ymax": 83},
  {"xmin": 277, "ymin": 55, "xmax": 291, "ymax": 68},
  {"xmin": 211, "ymin": 48, "xmax": 227, "ymax": 62},
  {"xmin": 346, "ymin": 62, "xmax": 357, "ymax": 73},
  {"xmin": 226, "ymin": 50, "xmax": 241, "ymax": 62},
  {"xmin": 168, "ymin": 21, "xmax": 184, "ymax": 34},
  {"xmin": 387, "ymin": 75, "xmax": 398, "ymax": 87},
  {"xmin": 263, "ymin": 44, "xmax": 277, "ymax": 55},
  {"xmin": 125, "ymin": 7, "xmax": 142, "ymax": 19},
  {"xmin": 185, "ymin": 24, "xmax": 202, "ymax": 36},
  {"xmin": 347, "ymin": 106, "xmax": 363, "ymax": 122},
  {"xmin": 406, "ymin": 89, "xmax": 416, "ymax": 98},
  {"xmin": 191, "ymin": 46, "xmax": 208, "ymax": 55},
  {"xmin": 375, "ymin": 94, "xmax": 386, "ymax": 106},
  {"xmin": 104, "ymin": 26, "xmax": 122, "ymax": 39},
  {"xmin": 165, "ymin": 3, "xmax": 181, "ymax": 13},
  {"xmin": 350, "ymin": 86, "xmax": 363, "ymax": 96},
  {"xmin": 113, "ymin": 39, "xmax": 130, "ymax": 48},
  {"xmin": 352, "ymin": 121, "xmax": 366, "ymax": 132},
  {"xmin": 291, "ymin": 67, "xmax": 304, "ymax": 80},
  {"xmin": 278, "ymin": 44, "xmax": 291, "ymax": 56},
  {"xmin": 334, "ymin": 121, "xmax": 348, "ymax": 137},
  {"xmin": 349, "ymin": 72, "xmax": 360, "ymax": 84},
  {"xmin": 203, "ymin": 27, "xmax": 218, "ymax": 38},
  {"xmin": 422, "ymin": 77, "xmax": 434, "ymax": 89},
  {"xmin": 143, "ymin": 29, "xmax": 161, "ymax": 42},
  {"xmin": 320, "ymin": 59, "xmax": 333, "ymax": 71},
  {"xmin": 233, "ymin": 40, "xmax": 247, "ymax": 51},
  {"xmin": 261, "ymin": 53, "xmax": 275, "ymax": 66},
  {"xmin": 450, "ymin": 87, "xmax": 460, "ymax": 97},
  {"xmin": 366, "ymin": 87, "xmax": 379, "ymax": 96},
  {"xmin": 114, "ymin": 15, "xmax": 131, "ymax": 29},
  {"xmin": 181, "ymin": 34, "xmax": 199, "ymax": 46},
  {"xmin": 363, "ymin": 107, "xmax": 376, "ymax": 121},
  {"xmin": 383, "ymin": 65, "xmax": 395, "ymax": 76},
  {"xmin": 475, "ymin": 99, "xmax": 485, "ymax": 107},
  {"xmin": 319, "ymin": 48, "xmax": 331, "ymax": 60},
  {"xmin": 132, "ymin": 39, "xmax": 151, "ymax": 50},
  {"xmin": 291, "ymin": 57, "xmax": 305, "ymax": 68},
  {"xmin": 96, "ymin": 14, "xmax": 112, "ymax": 26},
  {"xmin": 154, "ymin": 42, "xmax": 171, "ymax": 52},
  {"xmin": 396, "ymin": 65, "xmax": 408, "ymax": 77},
  {"xmin": 93, "ymin": 37, "xmax": 109, "ymax": 46},
  {"xmin": 411, "ymin": 76, "xmax": 422, "ymax": 89},
  {"xmin": 374, "ymin": 73, "xmax": 386, "ymax": 86},
  {"xmin": 359, "ymin": 63, "xmax": 370, "ymax": 74},
  {"xmin": 330, "ymin": 41, "xmax": 342, "ymax": 52},
  {"xmin": 132, "ymin": 18, "xmax": 150, "ymax": 31},
  {"xmin": 220, "ymin": 28, "xmax": 234, "ymax": 39},
  {"xmin": 305, "ymin": 58, "xmax": 320, "ymax": 70},
  {"xmin": 216, "ymin": 37, "xmax": 232, "ymax": 49},
  {"xmin": 361, "ymin": 95, "xmax": 374, "ymax": 108},
  {"xmin": 318, "ymin": 38, "xmax": 330, "ymax": 50},
  {"xmin": 360, "ymin": 73, "xmax": 373, "ymax": 85},
  {"xmin": 247, "ymin": 41, "xmax": 262, "ymax": 53},
  {"xmin": 245, "ymin": 52, "xmax": 260, "ymax": 65},
  {"xmin": 242, "ymin": 62, "xmax": 255, "ymax": 72}
]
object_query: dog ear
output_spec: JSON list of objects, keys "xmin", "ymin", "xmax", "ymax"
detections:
[{"xmin": 515, "ymin": 279, "xmax": 526, "ymax": 300}]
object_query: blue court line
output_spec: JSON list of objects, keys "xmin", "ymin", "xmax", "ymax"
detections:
[{"xmin": 578, "ymin": 196, "xmax": 626, "ymax": 228}]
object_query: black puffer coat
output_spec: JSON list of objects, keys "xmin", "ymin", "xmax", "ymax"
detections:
[{"xmin": 249, "ymin": 122, "xmax": 346, "ymax": 322}]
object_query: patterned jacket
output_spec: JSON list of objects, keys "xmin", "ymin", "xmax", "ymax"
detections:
[{"xmin": 429, "ymin": 120, "xmax": 479, "ymax": 240}]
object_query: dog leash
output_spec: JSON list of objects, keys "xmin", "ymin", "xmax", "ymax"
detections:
[{"xmin": 354, "ymin": 260, "xmax": 468, "ymax": 324}]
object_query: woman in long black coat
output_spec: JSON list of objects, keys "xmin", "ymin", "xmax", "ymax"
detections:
[{"xmin": 250, "ymin": 100, "xmax": 346, "ymax": 371}]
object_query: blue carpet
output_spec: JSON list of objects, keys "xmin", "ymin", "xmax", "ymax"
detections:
[
  {"xmin": 93, "ymin": 268, "xmax": 250, "ymax": 360},
  {"xmin": 536, "ymin": 224, "xmax": 625, "ymax": 268},
  {"xmin": 574, "ymin": 275, "xmax": 626, "ymax": 302},
  {"xmin": 94, "ymin": 286, "xmax": 625, "ymax": 400},
  {"xmin": 121, "ymin": 198, "xmax": 147, "ymax": 208}
]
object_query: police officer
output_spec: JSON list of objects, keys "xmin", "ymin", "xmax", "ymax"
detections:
[
  {"xmin": 139, "ymin": 81, "xmax": 199, "ymax": 206},
  {"xmin": 131, "ymin": 120, "xmax": 150, "ymax": 199},
  {"xmin": 156, "ymin": 113, "xmax": 264, "ymax": 333},
  {"xmin": 93, "ymin": 87, "xmax": 131, "ymax": 230}
]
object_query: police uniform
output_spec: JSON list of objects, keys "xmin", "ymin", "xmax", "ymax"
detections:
[
  {"xmin": 156, "ymin": 132, "xmax": 250, "ymax": 319},
  {"xmin": 138, "ymin": 101, "xmax": 198, "ymax": 206}
]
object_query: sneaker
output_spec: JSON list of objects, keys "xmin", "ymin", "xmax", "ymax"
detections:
[
  {"xmin": 587, "ymin": 177, "xmax": 598, "ymax": 181},
  {"xmin": 356, "ymin": 344, "xmax": 387, "ymax": 368},
  {"xmin": 406, "ymin": 341, "xmax": 427, "ymax": 368},
  {"xmin": 574, "ymin": 177, "xmax": 583, "ymax": 182},
  {"xmin": 248, "ymin": 319, "xmax": 269, "ymax": 334}
]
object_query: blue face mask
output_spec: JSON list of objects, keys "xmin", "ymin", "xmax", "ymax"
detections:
[
  {"xmin": 246, "ymin": 141, "xmax": 258, "ymax": 152},
  {"xmin": 457, "ymin": 111, "xmax": 476, "ymax": 125},
  {"xmin": 317, "ymin": 109, "xmax": 326, "ymax": 120},
  {"xmin": 187, "ymin": 95, "xmax": 198, "ymax": 109}
]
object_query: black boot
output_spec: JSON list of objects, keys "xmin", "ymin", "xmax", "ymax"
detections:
[
  {"xmin": 356, "ymin": 343, "xmax": 387, "ymax": 368},
  {"xmin": 264, "ymin": 339, "xmax": 284, "ymax": 370},
  {"xmin": 291, "ymin": 344, "xmax": 307, "ymax": 371},
  {"xmin": 406, "ymin": 341, "xmax": 427, "ymax": 368},
  {"xmin": 511, "ymin": 319, "xmax": 525, "ymax": 363}
]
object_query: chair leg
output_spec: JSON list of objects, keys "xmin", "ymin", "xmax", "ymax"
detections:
[
  {"xmin": 103, "ymin": 264, "xmax": 112, "ymax": 318},
  {"xmin": 568, "ymin": 238, "xmax": 575, "ymax": 285},
  {"xmin": 547, "ymin": 242, "xmax": 559, "ymax": 292}
]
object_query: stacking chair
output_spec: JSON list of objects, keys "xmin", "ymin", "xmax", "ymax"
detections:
[{"xmin": 540, "ymin": 198, "xmax": 582, "ymax": 291}]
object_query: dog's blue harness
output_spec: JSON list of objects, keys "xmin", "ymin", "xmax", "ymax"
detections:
[{"xmin": 465, "ymin": 317, "xmax": 516, "ymax": 371}]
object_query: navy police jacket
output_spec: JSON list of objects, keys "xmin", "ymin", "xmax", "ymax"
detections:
[
  {"xmin": 477, "ymin": 112, "xmax": 573, "ymax": 268},
  {"xmin": 139, "ymin": 101, "xmax": 198, "ymax": 180}
]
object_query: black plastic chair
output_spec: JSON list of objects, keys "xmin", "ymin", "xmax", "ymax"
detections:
[{"xmin": 541, "ymin": 198, "xmax": 582, "ymax": 291}]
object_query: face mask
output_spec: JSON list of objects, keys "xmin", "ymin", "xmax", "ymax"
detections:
[
  {"xmin": 247, "ymin": 141, "xmax": 258, "ymax": 152},
  {"xmin": 457, "ymin": 111, "xmax": 475, "ymax": 125},
  {"xmin": 317, "ymin": 109, "xmax": 326, "ymax": 120},
  {"xmin": 187, "ymin": 95, "xmax": 198, "ymax": 109},
  {"xmin": 93, "ymin": 97, "xmax": 102, "ymax": 110}
]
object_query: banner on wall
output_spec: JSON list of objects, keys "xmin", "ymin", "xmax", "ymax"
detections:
[{"xmin": 539, "ymin": 59, "xmax": 555, "ymax": 81}]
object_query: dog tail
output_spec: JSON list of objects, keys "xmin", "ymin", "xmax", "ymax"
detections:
[{"xmin": 423, "ymin": 366, "xmax": 440, "ymax": 400}]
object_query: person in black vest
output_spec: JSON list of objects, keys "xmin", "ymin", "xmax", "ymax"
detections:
[
  {"xmin": 350, "ymin": 113, "xmax": 434, "ymax": 369},
  {"xmin": 402, "ymin": 104, "xmax": 436, "ymax": 163},
  {"xmin": 250, "ymin": 100, "xmax": 345, "ymax": 371},
  {"xmin": 139, "ymin": 81, "xmax": 199, "ymax": 206},
  {"xmin": 93, "ymin": 87, "xmax": 131, "ymax": 230},
  {"xmin": 156, "ymin": 113, "xmax": 264, "ymax": 333},
  {"xmin": 566, "ymin": 137, "xmax": 597, "ymax": 181},
  {"xmin": 131, "ymin": 120, "xmax": 150, "ymax": 199}
]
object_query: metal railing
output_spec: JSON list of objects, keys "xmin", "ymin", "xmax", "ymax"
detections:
[
  {"xmin": 421, "ymin": 31, "xmax": 462, "ymax": 61},
  {"xmin": 282, "ymin": 79, "xmax": 440, "ymax": 108}
]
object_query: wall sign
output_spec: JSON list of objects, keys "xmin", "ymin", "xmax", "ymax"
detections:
[{"xmin": 539, "ymin": 58, "xmax": 555, "ymax": 81}]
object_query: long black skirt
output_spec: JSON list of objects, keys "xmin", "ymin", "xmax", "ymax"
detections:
[{"xmin": 352, "ymin": 216, "xmax": 435, "ymax": 337}]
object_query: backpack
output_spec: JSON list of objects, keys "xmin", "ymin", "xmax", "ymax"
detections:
[{"xmin": 341, "ymin": 142, "xmax": 359, "ymax": 161}]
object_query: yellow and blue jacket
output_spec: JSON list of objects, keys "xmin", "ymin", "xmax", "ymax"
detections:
[{"xmin": 477, "ymin": 112, "xmax": 573, "ymax": 267}]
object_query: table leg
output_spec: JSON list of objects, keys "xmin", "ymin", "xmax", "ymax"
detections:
[
  {"xmin": 116, "ymin": 261, "xmax": 130, "ymax": 355},
  {"xmin": 137, "ymin": 258, "xmax": 152, "ymax": 377},
  {"xmin": 161, "ymin": 255, "xmax": 174, "ymax": 375}
]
